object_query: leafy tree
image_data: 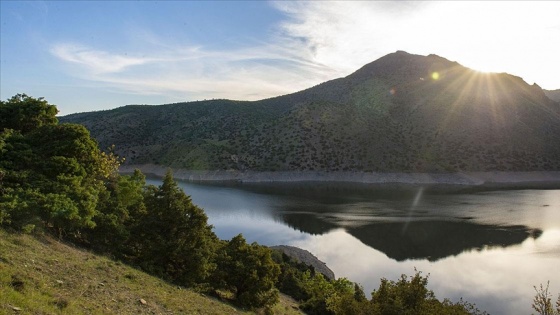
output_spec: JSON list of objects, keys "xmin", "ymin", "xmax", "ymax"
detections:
[
  {"xmin": 299, "ymin": 271, "xmax": 335, "ymax": 314},
  {"xmin": 370, "ymin": 272, "xmax": 433, "ymax": 315},
  {"xmin": 325, "ymin": 281, "xmax": 368, "ymax": 315},
  {"xmin": 368, "ymin": 271, "xmax": 485, "ymax": 315},
  {"xmin": 297, "ymin": 272, "xmax": 367, "ymax": 315},
  {"xmin": 0, "ymin": 94, "xmax": 120, "ymax": 236},
  {"xmin": 213, "ymin": 234, "xmax": 280, "ymax": 309},
  {"xmin": 0, "ymin": 93, "xmax": 58, "ymax": 134}
]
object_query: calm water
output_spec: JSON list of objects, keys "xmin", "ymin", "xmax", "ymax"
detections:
[{"xmin": 147, "ymin": 179, "xmax": 560, "ymax": 315}]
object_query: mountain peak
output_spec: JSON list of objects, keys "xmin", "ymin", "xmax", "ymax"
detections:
[
  {"xmin": 62, "ymin": 51, "xmax": 560, "ymax": 173},
  {"xmin": 347, "ymin": 51, "xmax": 461, "ymax": 84}
]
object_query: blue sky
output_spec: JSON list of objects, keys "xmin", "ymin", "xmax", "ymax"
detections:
[{"xmin": 1, "ymin": 1, "xmax": 559, "ymax": 115}]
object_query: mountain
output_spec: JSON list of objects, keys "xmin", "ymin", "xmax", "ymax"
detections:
[
  {"xmin": 62, "ymin": 51, "xmax": 560, "ymax": 172},
  {"xmin": 544, "ymin": 89, "xmax": 560, "ymax": 102}
]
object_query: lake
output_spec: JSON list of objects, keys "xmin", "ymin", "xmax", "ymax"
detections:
[{"xmin": 147, "ymin": 179, "xmax": 560, "ymax": 315}]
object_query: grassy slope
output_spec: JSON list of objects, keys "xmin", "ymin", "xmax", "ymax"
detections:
[{"xmin": 0, "ymin": 230, "xmax": 302, "ymax": 315}]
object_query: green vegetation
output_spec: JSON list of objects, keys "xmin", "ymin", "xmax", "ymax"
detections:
[
  {"xmin": 0, "ymin": 94, "xmax": 281, "ymax": 311},
  {"xmin": 1, "ymin": 93, "xmax": 500, "ymax": 314},
  {"xmin": 62, "ymin": 51, "xmax": 560, "ymax": 173},
  {"xmin": 0, "ymin": 229, "xmax": 254, "ymax": 315},
  {"xmin": 271, "ymin": 250, "xmax": 486, "ymax": 315}
]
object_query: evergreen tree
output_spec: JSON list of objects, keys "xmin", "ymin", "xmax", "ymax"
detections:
[
  {"xmin": 88, "ymin": 169, "xmax": 146, "ymax": 253},
  {"xmin": 213, "ymin": 234, "xmax": 280, "ymax": 309},
  {"xmin": 131, "ymin": 169, "xmax": 218, "ymax": 286}
]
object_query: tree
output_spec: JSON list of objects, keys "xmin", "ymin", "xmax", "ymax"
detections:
[
  {"xmin": 0, "ymin": 94, "xmax": 120, "ymax": 236},
  {"xmin": 0, "ymin": 93, "xmax": 58, "ymax": 134},
  {"xmin": 88, "ymin": 169, "xmax": 146, "ymax": 253},
  {"xmin": 131, "ymin": 169, "xmax": 218, "ymax": 286},
  {"xmin": 368, "ymin": 271, "xmax": 485, "ymax": 315},
  {"xmin": 533, "ymin": 282, "xmax": 560, "ymax": 315},
  {"xmin": 326, "ymin": 281, "xmax": 368, "ymax": 315},
  {"xmin": 213, "ymin": 234, "xmax": 280, "ymax": 309},
  {"xmin": 370, "ymin": 272, "xmax": 434, "ymax": 315}
]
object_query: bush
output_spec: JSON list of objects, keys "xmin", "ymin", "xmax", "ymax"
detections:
[{"xmin": 213, "ymin": 234, "xmax": 280, "ymax": 309}]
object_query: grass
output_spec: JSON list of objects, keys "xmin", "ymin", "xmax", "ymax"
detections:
[{"xmin": 0, "ymin": 229, "xmax": 303, "ymax": 315}]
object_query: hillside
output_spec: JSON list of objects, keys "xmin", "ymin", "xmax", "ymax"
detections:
[
  {"xmin": 0, "ymin": 230, "xmax": 302, "ymax": 315},
  {"xmin": 62, "ymin": 51, "xmax": 560, "ymax": 173},
  {"xmin": 545, "ymin": 89, "xmax": 560, "ymax": 102}
]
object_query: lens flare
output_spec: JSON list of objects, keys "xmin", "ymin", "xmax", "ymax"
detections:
[{"xmin": 432, "ymin": 72, "xmax": 440, "ymax": 80}]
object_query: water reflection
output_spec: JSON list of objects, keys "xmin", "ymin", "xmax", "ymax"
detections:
[
  {"xmin": 295, "ymin": 228, "xmax": 560, "ymax": 315},
  {"xmin": 147, "ymin": 178, "xmax": 560, "ymax": 315},
  {"xmin": 281, "ymin": 212, "xmax": 541, "ymax": 260}
]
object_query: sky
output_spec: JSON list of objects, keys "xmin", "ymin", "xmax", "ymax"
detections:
[{"xmin": 1, "ymin": 1, "xmax": 559, "ymax": 116}]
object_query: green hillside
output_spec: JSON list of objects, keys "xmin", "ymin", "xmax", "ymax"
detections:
[
  {"xmin": 0, "ymin": 230, "xmax": 303, "ymax": 315},
  {"xmin": 62, "ymin": 51, "xmax": 560, "ymax": 173}
]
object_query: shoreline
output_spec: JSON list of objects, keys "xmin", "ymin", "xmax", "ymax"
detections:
[{"xmin": 119, "ymin": 164, "xmax": 560, "ymax": 189}]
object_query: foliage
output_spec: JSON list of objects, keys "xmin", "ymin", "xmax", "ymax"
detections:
[
  {"xmin": 0, "ymin": 93, "xmax": 58, "ymax": 134},
  {"xmin": 0, "ymin": 229, "xmax": 254, "ymax": 315},
  {"xmin": 272, "ymin": 250, "xmax": 315, "ymax": 302},
  {"xmin": 367, "ymin": 271, "xmax": 487, "ymax": 315},
  {"xmin": 130, "ymin": 169, "xmax": 218, "ymax": 286},
  {"xmin": 272, "ymin": 265, "xmax": 486, "ymax": 315},
  {"xmin": 213, "ymin": 234, "xmax": 280, "ymax": 310},
  {"xmin": 1, "ymin": 93, "xmax": 497, "ymax": 313},
  {"xmin": 533, "ymin": 282, "xmax": 560, "ymax": 315},
  {"xmin": 62, "ymin": 52, "xmax": 560, "ymax": 173},
  {"xmin": 0, "ymin": 96, "xmax": 122, "ymax": 236},
  {"xmin": 0, "ymin": 94, "xmax": 287, "ymax": 309},
  {"xmin": 86, "ymin": 169, "xmax": 147, "ymax": 253}
]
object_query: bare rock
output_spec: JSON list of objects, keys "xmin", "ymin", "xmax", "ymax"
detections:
[
  {"xmin": 11, "ymin": 305, "xmax": 22, "ymax": 311},
  {"xmin": 271, "ymin": 245, "xmax": 335, "ymax": 280}
]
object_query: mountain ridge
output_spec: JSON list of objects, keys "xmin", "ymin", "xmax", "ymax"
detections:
[{"xmin": 62, "ymin": 51, "xmax": 560, "ymax": 173}]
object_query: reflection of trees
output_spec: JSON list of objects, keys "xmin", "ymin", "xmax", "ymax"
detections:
[
  {"xmin": 279, "ymin": 211, "xmax": 541, "ymax": 261},
  {"xmin": 277, "ymin": 212, "xmax": 338, "ymax": 235},
  {"xmin": 351, "ymin": 221, "xmax": 542, "ymax": 261},
  {"xmin": 241, "ymin": 182, "xmax": 420, "ymax": 205}
]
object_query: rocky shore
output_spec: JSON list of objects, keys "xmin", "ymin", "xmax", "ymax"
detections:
[
  {"xmin": 120, "ymin": 164, "xmax": 560, "ymax": 188},
  {"xmin": 271, "ymin": 245, "xmax": 335, "ymax": 281}
]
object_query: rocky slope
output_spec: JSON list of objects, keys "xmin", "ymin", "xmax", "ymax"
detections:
[
  {"xmin": 62, "ymin": 51, "xmax": 560, "ymax": 173},
  {"xmin": 545, "ymin": 89, "xmax": 560, "ymax": 102},
  {"xmin": 271, "ymin": 245, "xmax": 335, "ymax": 280}
]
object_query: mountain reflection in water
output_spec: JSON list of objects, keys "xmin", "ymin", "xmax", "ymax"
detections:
[
  {"xmin": 147, "ymin": 178, "xmax": 560, "ymax": 315},
  {"xmin": 281, "ymin": 211, "xmax": 541, "ymax": 261}
]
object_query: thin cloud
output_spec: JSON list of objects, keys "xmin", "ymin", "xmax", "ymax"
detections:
[
  {"xmin": 273, "ymin": 1, "xmax": 560, "ymax": 89},
  {"xmin": 50, "ymin": 35, "xmax": 338, "ymax": 101},
  {"xmin": 51, "ymin": 44, "xmax": 156, "ymax": 74},
  {"xmin": 49, "ymin": 1, "xmax": 560, "ymax": 104}
]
